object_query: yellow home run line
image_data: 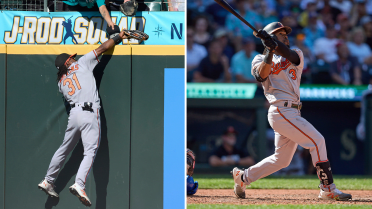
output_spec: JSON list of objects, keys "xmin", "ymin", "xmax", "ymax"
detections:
[
  {"xmin": 0, "ymin": 45, "xmax": 6, "ymax": 53},
  {"xmin": 0, "ymin": 45, "xmax": 185, "ymax": 55},
  {"xmin": 132, "ymin": 45, "xmax": 185, "ymax": 55}
]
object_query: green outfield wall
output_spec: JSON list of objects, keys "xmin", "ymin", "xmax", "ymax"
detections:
[
  {"xmin": 130, "ymin": 46, "xmax": 184, "ymax": 208},
  {"xmin": 0, "ymin": 45, "xmax": 184, "ymax": 209}
]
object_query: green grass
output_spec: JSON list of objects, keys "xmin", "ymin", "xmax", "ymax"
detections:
[
  {"xmin": 192, "ymin": 174, "xmax": 372, "ymax": 190},
  {"xmin": 188, "ymin": 204, "xmax": 372, "ymax": 209}
]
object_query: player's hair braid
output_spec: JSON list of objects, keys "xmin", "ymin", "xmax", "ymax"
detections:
[{"xmin": 57, "ymin": 65, "xmax": 68, "ymax": 82}]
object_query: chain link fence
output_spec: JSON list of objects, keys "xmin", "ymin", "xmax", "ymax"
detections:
[{"xmin": 0, "ymin": 0, "xmax": 184, "ymax": 12}]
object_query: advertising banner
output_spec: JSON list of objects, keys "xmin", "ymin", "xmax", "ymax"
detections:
[{"xmin": 0, "ymin": 11, "xmax": 184, "ymax": 45}]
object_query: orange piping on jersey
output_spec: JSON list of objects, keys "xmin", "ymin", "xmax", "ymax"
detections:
[
  {"xmin": 93, "ymin": 50, "xmax": 99, "ymax": 62},
  {"xmin": 277, "ymin": 107, "xmax": 321, "ymax": 161},
  {"xmin": 316, "ymin": 160, "xmax": 329, "ymax": 164},
  {"xmin": 84, "ymin": 110, "xmax": 101, "ymax": 184}
]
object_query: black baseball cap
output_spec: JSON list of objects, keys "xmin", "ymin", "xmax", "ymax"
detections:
[{"xmin": 55, "ymin": 53, "xmax": 77, "ymax": 70}]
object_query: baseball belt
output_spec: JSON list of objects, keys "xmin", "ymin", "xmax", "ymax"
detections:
[
  {"xmin": 284, "ymin": 101, "xmax": 302, "ymax": 110},
  {"xmin": 71, "ymin": 102, "xmax": 93, "ymax": 111}
]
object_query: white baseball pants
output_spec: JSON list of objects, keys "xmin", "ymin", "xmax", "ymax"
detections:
[{"xmin": 243, "ymin": 103, "xmax": 328, "ymax": 184}]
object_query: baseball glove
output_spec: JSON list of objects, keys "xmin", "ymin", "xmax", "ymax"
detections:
[
  {"xmin": 187, "ymin": 148, "xmax": 196, "ymax": 176},
  {"xmin": 120, "ymin": 0, "xmax": 138, "ymax": 16},
  {"xmin": 123, "ymin": 29, "xmax": 149, "ymax": 41}
]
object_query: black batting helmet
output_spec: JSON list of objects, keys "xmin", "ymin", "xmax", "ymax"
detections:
[
  {"xmin": 256, "ymin": 22, "xmax": 292, "ymax": 54},
  {"xmin": 263, "ymin": 22, "xmax": 292, "ymax": 35},
  {"xmin": 254, "ymin": 22, "xmax": 292, "ymax": 38}
]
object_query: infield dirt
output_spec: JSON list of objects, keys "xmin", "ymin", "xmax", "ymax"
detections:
[{"xmin": 188, "ymin": 189, "xmax": 372, "ymax": 205}]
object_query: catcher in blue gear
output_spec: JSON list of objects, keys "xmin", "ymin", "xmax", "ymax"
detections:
[{"xmin": 187, "ymin": 148, "xmax": 198, "ymax": 195}]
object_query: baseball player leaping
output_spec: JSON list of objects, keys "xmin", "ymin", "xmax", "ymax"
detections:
[
  {"xmin": 38, "ymin": 30, "xmax": 128, "ymax": 206},
  {"xmin": 232, "ymin": 22, "xmax": 352, "ymax": 201}
]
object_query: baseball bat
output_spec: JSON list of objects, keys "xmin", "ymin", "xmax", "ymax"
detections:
[{"xmin": 214, "ymin": 0, "xmax": 258, "ymax": 34}]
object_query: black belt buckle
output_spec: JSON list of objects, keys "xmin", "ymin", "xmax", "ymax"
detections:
[{"xmin": 82, "ymin": 102, "xmax": 93, "ymax": 112}]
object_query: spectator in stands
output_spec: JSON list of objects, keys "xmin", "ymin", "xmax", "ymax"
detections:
[
  {"xmin": 166, "ymin": 0, "xmax": 185, "ymax": 11},
  {"xmin": 193, "ymin": 15, "xmax": 212, "ymax": 49},
  {"xmin": 188, "ymin": 0, "xmax": 214, "ymax": 12},
  {"xmin": 367, "ymin": 0, "xmax": 372, "ymax": 15},
  {"xmin": 205, "ymin": 0, "xmax": 235, "ymax": 29},
  {"xmin": 63, "ymin": 0, "xmax": 117, "ymax": 30},
  {"xmin": 214, "ymin": 28, "xmax": 235, "ymax": 61},
  {"xmin": 187, "ymin": 26, "xmax": 207, "ymax": 82},
  {"xmin": 281, "ymin": 15, "xmax": 302, "ymax": 40},
  {"xmin": 209, "ymin": 126, "xmax": 255, "ymax": 167},
  {"xmin": 298, "ymin": 0, "xmax": 317, "ymax": 28},
  {"xmin": 275, "ymin": 0, "xmax": 291, "ymax": 19},
  {"xmin": 329, "ymin": 0, "xmax": 352, "ymax": 15},
  {"xmin": 194, "ymin": 40, "xmax": 231, "ymax": 82},
  {"xmin": 256, "ymin": 1, "xmax": 278, "ymax": 27},
  {"xmin": 361, "ymin": 16, "xmax": 372, "ymax": 50},
  {"xmin": 347, "ymin": 27, "xmax": 372, "ymax": 66},
  {"xmin": 314, "ymin": 25, "xmax": 339, "ymax": 63},
  {"xmin": 300, "ymin": 0, "xmax": 325, "ymax": 11},
  {"xmin": 350, "ymin": 0, "xmax": 369, "ymax": 27},
  {"xmin": 330, "ymin": 42, "xmax": 362, "ymax": 85},
  {"xmin": 318, "ymin": 0, "xmax": 342, "ymax": 24},
  {"xmin": 231, "ymin": 38, "xmax": 259, "ymax": 83},
  {"xmin": 292, "ymin": 34, "xmax": 314, "ymax": 83},
  {"xmin": 336, "ymin": 13, "xmax": 351, "ymax": 41},
  {"xmin": 225, "ymin": 0, "xmax": 261, "ymax": 51},
  {"xmin": 303, "ymin": 12, "xmax": 325, "ymax": 52}
]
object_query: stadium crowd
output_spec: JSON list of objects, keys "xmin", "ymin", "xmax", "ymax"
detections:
[{"xmin": 187, "ymin": 0, "xmax": 372, "ymax": 85}]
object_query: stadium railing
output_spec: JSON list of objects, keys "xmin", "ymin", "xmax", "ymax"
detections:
[{"xmin": 0, "ymin": 0, "xmax": 184, "ymax": 12}]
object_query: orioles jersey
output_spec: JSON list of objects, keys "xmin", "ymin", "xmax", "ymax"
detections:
[
  {"xmin": 251, "ymin": 48, "xmax": 304, "ymax": 104},
  {"xmin": 58, "ymin": 50, "xmax": 100, "ymax": 106}
]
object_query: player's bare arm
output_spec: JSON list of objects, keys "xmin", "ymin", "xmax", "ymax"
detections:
[
  {"xmin": 99, "ymin": 5, "xmax": 115, "ymax": 30},
  {"xmin": 95, "ymin": 31, "xmax": 127, "ymax": 57}
]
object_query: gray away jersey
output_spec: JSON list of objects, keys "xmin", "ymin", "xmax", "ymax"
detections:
[
  {"xmin": 251, "ymin": 48, "xmax": 304, "ymax": 104},
  {"xmin": 58, "ymin": 50, "xmax": 100, "ymax": 106}
]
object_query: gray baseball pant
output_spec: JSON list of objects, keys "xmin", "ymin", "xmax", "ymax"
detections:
[{"xmin": 45, "ymin": 106, "xmax": 101, "ymax": 190}]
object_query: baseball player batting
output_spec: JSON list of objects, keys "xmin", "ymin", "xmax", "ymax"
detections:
[
  {"xmin": 37, "ymin": 28, "xmax": 129, "ymax": 206},
  {"xmin": 232, "ymin": 22, "xmax": 352, "ymax": 201}
]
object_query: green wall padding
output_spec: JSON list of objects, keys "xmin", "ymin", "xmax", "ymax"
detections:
[
  {"xmin": 130, "ymin": 55, "xmax": 184, "ymax": 209},
  {"xmin": 0, "ymin": 49, "xmax": 6, "ymax": 209}
]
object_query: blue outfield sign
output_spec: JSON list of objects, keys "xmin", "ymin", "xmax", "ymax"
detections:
[{"xmin": 0, "ymin": 11, "xmax": 184, "ymax": 45}]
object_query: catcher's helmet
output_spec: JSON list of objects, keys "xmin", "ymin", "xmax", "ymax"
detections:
[{"xmin": 263, "ymin": 22, "xmax": 292, "ymax": 35}]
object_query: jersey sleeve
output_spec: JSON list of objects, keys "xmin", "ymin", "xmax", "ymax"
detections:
[
  {"xmin": 78, "ymin": 50, "xmax": 100, "ymax": 72},
  {"xmin": 96, "ymin": 0, "xmax": 105, "ymax": 8},
  {"xmin": 251, "ymin": 54, "xmax": 264, "ymax": 76},
  {"xmin": 292, "ymin": 48, "xmax": 304, "ymax": 70}
]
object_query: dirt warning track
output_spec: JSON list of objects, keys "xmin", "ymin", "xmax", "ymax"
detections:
[{"xmin": 188, "ymin": 189, "xmax": 372, "ymax": 205}]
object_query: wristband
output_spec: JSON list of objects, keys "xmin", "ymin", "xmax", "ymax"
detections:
[
  {"xmin": 112, "ymin": 34, "xmax": 122, "ymax": 45},
  {"xmin": 264, "ymin": 51, "xmax": 274, "ymax": 64}
]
